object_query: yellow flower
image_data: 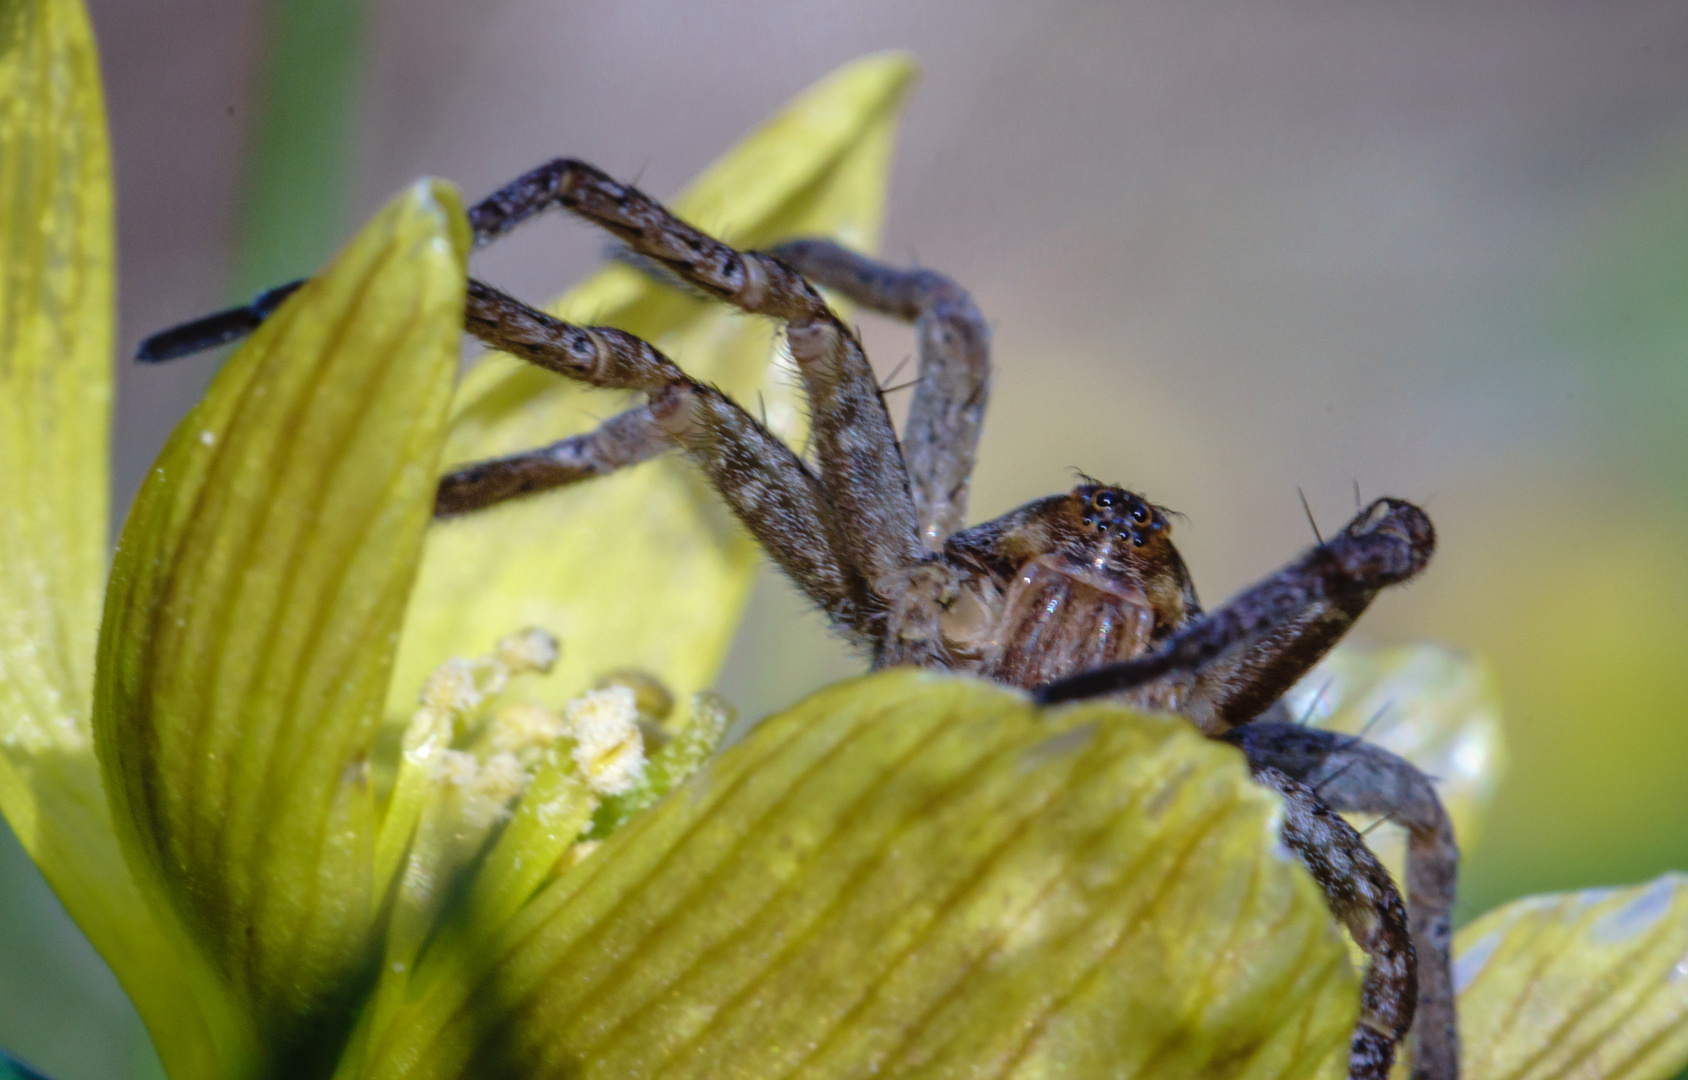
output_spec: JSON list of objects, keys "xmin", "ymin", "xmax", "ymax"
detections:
[{"xmin": 0, "ymin": 2, "xmax": 1684, "ymax": 1080}]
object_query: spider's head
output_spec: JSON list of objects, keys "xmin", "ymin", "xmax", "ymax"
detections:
[
  {"xmin": 1067, "ymin": 484, "xmax": 1167, "ymax": 552},
  {"xmin": 1045, "ymin": 483, "xmax": 1199, "ymax": 628}
]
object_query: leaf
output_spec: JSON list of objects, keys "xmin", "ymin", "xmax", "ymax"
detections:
[
  {"xmin": 0, "ymin": 3, "xmax": 251, "ymax": 1078},
  {"xmin": 1283, "ymin": 644, "xmax": 1506, "ymax": 876},
  {"xmin": 93, "ymin": 180, "xmax": 470, "ymax": 1057},
  {"xmin": 361, "ymin": 671, "xmax": 1360, "ymax": 1080},
  {"xmin": 385, "ymin": 53, "xmax": 918, "ymax": 725},
  {"xmin": 1453, "ymin": 873, "xmax": 1688, "ymax": 1080}
]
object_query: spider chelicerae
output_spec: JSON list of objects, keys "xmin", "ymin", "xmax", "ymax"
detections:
[{"xmin": 140, "ymin": 158, "xmax": 1457, "ymax": 1080}]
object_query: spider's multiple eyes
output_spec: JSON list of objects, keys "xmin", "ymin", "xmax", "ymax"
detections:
[{"xmin": 1079, "ymin": 487, "xmax": 1164, "ymax": 548}]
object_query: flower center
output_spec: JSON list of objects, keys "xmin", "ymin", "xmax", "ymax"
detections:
[{"xmin": 374, "ymin": 627, "xmax": 734, "ymax": 970}]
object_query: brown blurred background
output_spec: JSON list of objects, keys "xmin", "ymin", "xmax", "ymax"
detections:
[{"xmin": 4, "ymin": 1, "xmax": 1688, "ymax": 1076}]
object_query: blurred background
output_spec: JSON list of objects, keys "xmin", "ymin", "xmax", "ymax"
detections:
[{"xmin": 4, "ymin": 0, "xmax": 1688, "ymax": 1076}]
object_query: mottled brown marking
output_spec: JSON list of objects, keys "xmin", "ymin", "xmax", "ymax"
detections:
[
  {"xmin": 1253, "ymin": 765, "xmax": 1416, "ymax": 1080},
  {"xmin": 1228, "ymin": 722, "xmax": 1459, "ymax": 1080}
]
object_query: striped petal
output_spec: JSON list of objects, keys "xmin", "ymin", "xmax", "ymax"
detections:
[
  {"xmin": 357, "ymin": 671, "xmax": 1360, "ymax": 1080},
  {"xmin": 93, "ymin": 180, "xmax": 469, "ymax": 1063},
  {"xmin": 1454, "ymin": 873, "xmax": 1688, "ymax": 1080}
]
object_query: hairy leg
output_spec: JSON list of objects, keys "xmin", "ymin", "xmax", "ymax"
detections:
[
  {"xmin": 433, "ymin": 404, "xmax": 668, "ymax": 517},
  {"xmin": 139, "ymin": 211, "xmax": 986, "ymax": 563},
  {"xmin": 133, "ymin": 161, "xmax": 922, "ymax": 649},
  {"xmin": 1251, "ymin": 765, "xmax": 1416, "ymax": 1080},
  {"xmin": 1035, "ymin": 497, "xmax": 1435, "ymax": 728},
  {"xmin": 769, "ymin": 239, "xmax": 991, "ymax": 550},
  {"xmin": 470, "ymin": 160, "xmax": 927, "ymax": 627},
  {"xmin": 460, "ymin": 279, "xmax": 865, "ymax": 637},
  {"xmin": 1227, "ymin": 723, "xmax": 1458, "ymax": 1080}
]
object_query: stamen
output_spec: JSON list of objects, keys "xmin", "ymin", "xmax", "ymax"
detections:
[
  {"xmin": 598, "ymin": 669, "xmax": 678, "ymax": 750},
  {"xmin": 420, "ymin": 657, "xmax": 484, "ymax": 715},
  {"xmin": 487, "ymin": 701, "xmax": 568, "ymax": 757},
  {"xmin": 566, "ymin": 687, "xmax": 646, "ymax": 796},
  {"xmin": 474, "ymin": 753, "xmax": 530, "ymax": 823},
  {"xmin": 591, "ymin": 691, "xmax": 735, "ymax": 836},
  {"xmin": 378, "ymin": 629, "xmax": 730, "ymax": 959},
  {"xmin": 401, "ymin": 706, "xmax": 453, "ymax": 761},
  {"xmin": 381, "ymin": 634, "xmax": 569, "ymax": 896},
  {"xmin": 497, "ymin": 627, "xmax": 561, "ymax": 674},
  {"xmin": 596, "ymin": 670, "xmax": 675, "ymax": 724}
]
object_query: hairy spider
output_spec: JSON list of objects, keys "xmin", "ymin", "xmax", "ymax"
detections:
[{"xmin": 140, "ymin": 159, "xmax": 1455, "ymax": 1080}]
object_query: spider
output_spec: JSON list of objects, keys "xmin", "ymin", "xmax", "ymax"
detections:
[{"xmin": 140, "ymin": 158, "xmax": 1457, "ymax": 1080}]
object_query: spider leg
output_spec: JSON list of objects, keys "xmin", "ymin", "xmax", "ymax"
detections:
[
  {"xmin": 1251, "ymin": 765, "xmax": 1416, "ymax": 1080},
  {"xmin": 1035, "ymin": 496, "xmax": 1435, "ymax": 727},
  {"xmin": 1227, "ymin": 723, "xmax": 1458, "ymax": 1080},
  {"xmin": 461, "ymin": 278, "xmax": 865, "ymax": 639},
  {"xmin": 432, "ymin": 403, "xmax": 667, "ymax": 517},
  {"xmin": 768, "ymin": 239, "xmax": 991, "ymax": 550},
  {"xmin": 135, "ymin": 280, "xmax": 305, "ymax": 362},
  {"xmin": 135, "ymin": 161, "xmax": 928, "ymax": 652},
  {"xmin": 470, "ymin": 161, "xmax": 927, "ymax": 637}
]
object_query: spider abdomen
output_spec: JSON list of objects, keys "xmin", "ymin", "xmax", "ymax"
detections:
[{"xmin": 984, "ymin": 558, "xmax": 1158, "ymax": 689}]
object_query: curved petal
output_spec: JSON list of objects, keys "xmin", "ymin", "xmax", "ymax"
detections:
[
  {"xmin": 1283, "ymin": 644, "xmax": 1506, "ymax": 875},
  {"xmin": 0, "ymin": 0, "xmax": 110, "ymax": 880},
  {"xmin": 385, "ymin": 53, "xmax": 919, "ymax": 723},
  {"xmin": 94, "ymin": 181, "xmax": 469, "ymax": 1062},
  {"xmin": 0, "ymin": 3, "xmax": 249, "ymax": 1078},
  {"xmin": 1453, "ymin": 873, "xmax": 1688, "ymax": 1080},
  {"xmin": 362, "ymin": 672, "xmax": 1359, "ymax": 1080}
]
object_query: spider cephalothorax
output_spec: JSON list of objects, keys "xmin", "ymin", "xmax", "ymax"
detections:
[
  {"xmin": 141, "ymin": 159, "xmax": 1455, "ymax": 1080},
  {"xmin": 933, "ymin": 483, "xmax": 1199, "ymax": 689}
]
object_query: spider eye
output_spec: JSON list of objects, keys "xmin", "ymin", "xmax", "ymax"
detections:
[
  {"xmin": 1130, "ymin": 503, "xmax": 1150, "ymax": 524},
  {"xmin": 1082, "ymin": 516, "xmax": 1096, "ymax": 529},
  {"xmin": 1094, "ymin": 490, "xmax": 1118, "ymax": 508}
]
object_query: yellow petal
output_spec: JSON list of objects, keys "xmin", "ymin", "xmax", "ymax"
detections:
[
  {"xmin": 360, "ymin": 671, "xmax": 1359, "ymax": 1080},
  {"xmin": 0, "ymin": 3, "xmax": 252, "ymax": 1077},
  {"xmin": 1283, "ymin": 644, "xmax": 1506, "ymax": 876},
  {"xmin": 94, "ymin": 181, "xmax": 470, "ymax": 1045},
  {"xmin": 385, "ymin": 53, "xmax": 918, "ymax": 725},
  {"xmin": 0, "ymin": 0, "xmax": 110, "ymax": 861},
  {"xmin": 1454, "ymin": 873, "xmax": 1688, "ymax": 1080}
]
